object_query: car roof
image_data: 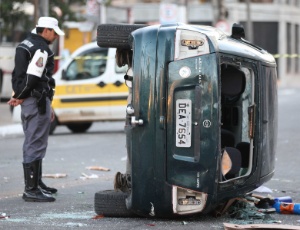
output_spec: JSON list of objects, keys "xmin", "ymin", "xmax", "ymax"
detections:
[{"xmin": 71, "ymin": 42, "xmax": 111, "ymax": 58}]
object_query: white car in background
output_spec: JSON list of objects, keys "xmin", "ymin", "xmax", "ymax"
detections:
[{"xmin": 12, "ymin": 42, "xmax": 129, "ymax": 134}]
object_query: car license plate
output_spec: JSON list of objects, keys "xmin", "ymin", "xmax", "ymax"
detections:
[{"xmin": 176, "ymin": 99, "xmax": 192, "ymax": 147}]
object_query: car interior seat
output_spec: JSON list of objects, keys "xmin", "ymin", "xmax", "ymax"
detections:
[
  {"xmin": 220, "ymin": 65, "xmax": 246, "ymax": 180},
  {"xmin": 221, "ymin": 147, "xmax": 242, "ymax": 180},
  {"xmin": 221, "ymin": 65, "xmax": 246, "ymax": 101},
  {"xmin": 235, "ymin": 142, "xmax": 250, "ymax": 175},
  {"xmin": 221, "ymin": 65, "xmax": 246, "ymax": 125},
  {"xmin": 221, "ymin": 129, "xmax": 235, "ymax": 148}
]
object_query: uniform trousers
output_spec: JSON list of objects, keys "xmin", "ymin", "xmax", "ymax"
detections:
[{"xmin": 20, "ymin": 97, "xmax": 51, "ymax": 163}]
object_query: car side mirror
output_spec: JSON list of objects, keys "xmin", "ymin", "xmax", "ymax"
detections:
[{"xmin": 231, "ymin": 23, "xmax": 245, "ymax": 40}]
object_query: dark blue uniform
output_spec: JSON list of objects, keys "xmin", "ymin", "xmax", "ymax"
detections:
[
  {"xmin": 11, "ymin": 16, "xmax": 63, "ymax": 202},
  {"xmin": 12, "ymin": 32, "xmax": 55, "ymax": 163}
]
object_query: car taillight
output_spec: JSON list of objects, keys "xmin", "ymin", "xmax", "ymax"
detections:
[
  {"xmin": 172, "ymin": 186, "xmax": 207, "ymax": 215},
  {"xmin": 174, "ymin": 29, "xmax": 210, "ymax": 60}
]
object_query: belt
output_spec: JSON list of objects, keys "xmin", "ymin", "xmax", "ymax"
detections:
[{"xmin": 31, "ymin": 89, "xmax": 53, "ymax": 100}]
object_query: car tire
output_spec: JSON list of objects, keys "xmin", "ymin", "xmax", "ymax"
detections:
[
  {"xmin": 97, "ymin": 24, "xmax": 147, "ymax": 49},
  {"xmin": 66, "ymin": 122, "xmax": 92, "ymax": 133},
  {"xmin": 94, "ymin": 190, "xmax": 136, "ymax": 217}
]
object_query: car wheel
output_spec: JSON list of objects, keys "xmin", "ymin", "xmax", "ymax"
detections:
[
  {"xmin": 94, "ymin": 190, "xmax": 135, "ymax": 217},
  {"xmin": 66, "ymin": 122, "xmax": 92, "ymax": 133},
  {"xmin": 97, "ymin": 24, "xmax": 147, "ymax": 49}
]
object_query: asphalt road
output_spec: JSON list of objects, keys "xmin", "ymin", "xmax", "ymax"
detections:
[{"xmin": 1, "ymin": 87, "xmax": 300, "ymax": 229}]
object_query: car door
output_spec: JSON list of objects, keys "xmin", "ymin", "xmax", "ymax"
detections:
[{"xmin": 52, "ymin": 47, "xmax": 128, "ymax": 123}]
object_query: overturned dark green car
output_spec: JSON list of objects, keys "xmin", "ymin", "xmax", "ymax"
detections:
[{"xmin": 94, "ymin": 23, "xmax": 278, "ymax": 218}]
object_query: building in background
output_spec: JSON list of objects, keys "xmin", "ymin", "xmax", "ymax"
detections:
[
  {"xmin": 1, "ymin": 0, "xmax": 300, "ymax": 87},
  {"xmin": 105, "ymin": 0, "xmax": 300, "ymax": 86}
]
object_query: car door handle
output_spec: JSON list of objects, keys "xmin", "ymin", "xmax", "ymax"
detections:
[{"xmin": 131, "ymin": 116, "xmax": 143, "ymax": 126}]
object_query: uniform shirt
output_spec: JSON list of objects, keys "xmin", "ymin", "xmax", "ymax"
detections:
[{"xmin": 11, "ymin": 32, "xmax": 55, "ymax": 99}]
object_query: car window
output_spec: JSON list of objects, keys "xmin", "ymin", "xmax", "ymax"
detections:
[
  {"xmin": 65, "ymin": 49, "xmax": 108, "ymax": 81},
  {"xmin": 115, "ymin": 64, "xmax": 127, "ymax": 73}
]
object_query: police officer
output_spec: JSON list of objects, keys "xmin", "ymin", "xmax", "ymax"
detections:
[{"xmin": 7, "ymin": 17, "xmax": 64, "ymax": 202}]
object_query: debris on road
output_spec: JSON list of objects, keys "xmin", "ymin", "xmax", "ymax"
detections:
[
  {"xmin": 92, "ymin": 214, "xmax": 104, "ymax": 219},
  {"xmin": 0, "ymin": 213, "xmax": 10, "ymax": 219},
  {"xmin": 80, "ymin": 173, "xmax": 99, "ymax": 180},
  {"xmin": 223, "ymin": 222, "xmax": 300, "ymax": 229},
  {"xmin": 217, "ymin": 193, "xmax": 300, "ymax": 229},
  {"xmin": 42, "ymin": 173, "xmax": 67, "ymax": 178},
  {"xmin": 65, "ymin": 222, "xmax": 86, "ymax": 227},
  {"xmin": 86, "ymin": 166, "xmax": 110, "ymax": 171},
  {"xmin": 252, "ymin": 186, "xmax": 273, "ymax": 194},
  {"xmin": 226, "ymin": 198, "xmax": 266, "ymax": 220},
  {"xmin": 257, "ymin": 208, "xmax": 276, "ymax": 214},
  {"xmin": 273, "ymin": 202, "xmax": 300, "ymax": 215},
  {"xmin": 252, "ymin": 194, "xmax": 300, "ymax": 215}
]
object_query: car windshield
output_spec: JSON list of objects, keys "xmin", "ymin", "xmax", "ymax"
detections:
[{"xmin": 65, "ymin": 49, "xmax": 108, "ymax": 80}]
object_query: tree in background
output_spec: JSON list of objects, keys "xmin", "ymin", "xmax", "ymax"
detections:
[
  {"xmin": 0, "ymin": 0, "xmax": 30, "ymax": 43},
  {"xmin": 0, "ymin": 0, "xmax": 86, "ymax": 43},
  {"xmin": 49, "ymin": 0, "xmax": 86, "ymax": 22}
]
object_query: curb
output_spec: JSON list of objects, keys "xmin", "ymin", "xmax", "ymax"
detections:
[{"xmin": 0, "ymin": 123, "xmax": 23, "ymax": 138}]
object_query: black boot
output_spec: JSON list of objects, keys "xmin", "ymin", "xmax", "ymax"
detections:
[
  {"xmin": 38, "ymin": 159, "xmax": 58, "ymax": 194},
  {"xmin": 22, "ymin": 160, "xmax": 55, "ymax": 202}
]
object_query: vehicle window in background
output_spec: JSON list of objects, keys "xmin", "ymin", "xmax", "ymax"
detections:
[
  {"xmin": 115, "ymin": 64, "xmax": 127, "ymax": 74},
  {"xmin": 65, "ymin": 49, "xmax": 108, "ymax": 80}
]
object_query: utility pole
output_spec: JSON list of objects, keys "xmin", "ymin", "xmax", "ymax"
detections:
[
  {"xmin": 40, "ymin": 0, "xmax": 49, "ymax": 17},
  {"xmin": 34, "ymin": 0, "xmax": 39, "ymax": 25},
  {"xmin": 246, "ymin": 0, "xmax": 253, "ymax": 42},
  {"xmin": 98, "ymin": 0, "xmax": 107, "ymax": 24},
  {"xmin": 212, "ymin": 0, "xmax": 230, "ymax": 33},
  {"xmin": 34, "ymin": 0, "xmax": 49, "ymax": 24},
  {"xmin": 127, "ymin": 7, "xmax": 134, "ymax": 24},
  {"xmin": 211, "ymin": 0, "xmax": 218, "ymax": 25},
  {"xmin": 219, "ymin": 0, "xmax": 227, "ymax": 21},
  {"xmin": 212, "ymin": 0, "xmax": 226, "ymax": 25}
]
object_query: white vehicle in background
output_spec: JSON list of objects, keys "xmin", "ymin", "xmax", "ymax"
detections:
[
  {"xmin": 0, "ymin": 46, "xmax": 15, "ymax": 103},
  {"xmin": 13, "ymin": 42, "xmax": 128, "ymax": 134}
]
